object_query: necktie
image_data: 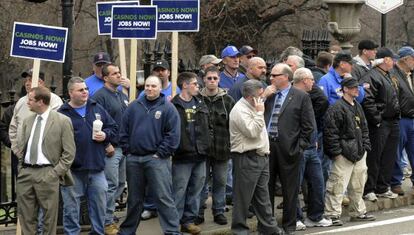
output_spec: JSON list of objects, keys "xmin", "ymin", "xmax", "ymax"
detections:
[
  {"xmin": 268, "ymin": 92, "xmax": 282, "ymax": 138},
  {"xmin": 30, "ymin": 116, "xmax": 42, "ymax": 164}
]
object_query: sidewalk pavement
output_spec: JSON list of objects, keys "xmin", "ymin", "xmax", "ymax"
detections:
[{"xmin": 0, "ymin": 178, "xmax": 413, "ymax": 235}]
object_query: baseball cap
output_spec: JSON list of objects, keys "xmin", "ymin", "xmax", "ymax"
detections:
[
  {"xmin": 239, "ymin": 45, "xmax": 258, "ymax": 56},
  {"xmin": 334, "ymin": 51, "xmax": 353, "ymax": 63},
  {"xmin": 93, "ymin": 52, "xmax": 111, "ymax": 64},
  {"xmin": 21, "ymin": 69, "xmax": 45, "ymax": 81},
  {"xmin": 341, "ymin": 77, "xmax": 359, "ymax": 89},
  {"xmin": 358, "ymin": 40, "xmax": 379, "ymax": 50},
  {"xmin": 199, "ymin": 55, "xmax": 222, "ymax": 67},
  {"xmin": 153, "ymin": 60, "xmax": 170, "ymax": 70},
  {"xmin": 221, "ymin": 45, "xmax": 240, "ymax": 58},
  {"xmin": 398, "ymin": 46, "xmax": 414, "ymax": 58},
  {"xmin": 376, "ymin": 47, "xmax": 399, "ymax": 59}
]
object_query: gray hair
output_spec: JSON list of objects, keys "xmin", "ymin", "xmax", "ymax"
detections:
[
  {"xmin": 242, "ymin": 79, "xmax": 263, "ymax": 98},
  {"xmin": 67, "ymin": 76, "xmax": 85, "ymax": 91},
  {"xmin": 145, "ymin": 75, "xmax": 162, "ymax": 86},
  {"xmin": 273, "ymin": 63, "xmax": 294, "ymax": 81},
  {"xmin": 279, "ymin": 46, "xmax": 303, "ymax": 62},
  {"xmin": 287, "ymin": 55, "xmax": 305, "ymax": 69},
  {"xmin": 293, "ymin": 68, "xmax": 313, "ymax": 84}
]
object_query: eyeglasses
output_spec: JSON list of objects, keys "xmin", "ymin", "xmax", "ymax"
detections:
[
  {"xmin": 270, "ymin": 73, "xmax": 285, "ymax": 78},
  {"xmin": 246, "ymin": 55, "xmax": 256, "ymax": 59},
  {"xmin": 206, "ymin": 76, "xmax": 219, "ymax": 81}
]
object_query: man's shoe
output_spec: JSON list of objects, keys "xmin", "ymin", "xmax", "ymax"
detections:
[
  {"xmin": 363, "ymin": 192, "xmax": 378, "ymax": 202},
  {"xmin": 342, "ymin": 196, "xmax": 350, "ymax": 206},
  {"xmin": 194, "ymin": 216, "xmax": 205, "ymax": 225},
  {"xmin": 213, "ymin": 214, "xmax": 228, "ymax": 225},
  {"xmin": 141, "ymin": 210, "xmax": 158, "ymax": 220},
  {"xmin": 376, "ymin": 190, "xmax": 398, "ymax": 199},
  {"xmin": 181, "ymin": 223, "xmax": 201, "ymax": 235},
  {"xmin": 104, "ymin": 223, "xmax": 119, "ymax": 235},
  {"xmin": 350, "ymin": 213, "xmax": 376, "ymax": 222},
  {"xmin": 295, "ymin": 220, "xmax": 306, "ymax": 231},
  {"xmin": 328, "ymin": 216, "xmax": 343, "ymax": 226},
  {"xmin": 304, "ymin": 217, "xmax": 333, "ymax": 227},
  {"xmin": 391, "ymin": 185, "xmax": 405, "ymax": 196}
]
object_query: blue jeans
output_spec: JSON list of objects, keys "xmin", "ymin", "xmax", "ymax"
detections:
[
  {"xmin": 317, "ymin": 131, "xmax": 331, "ymax": 184},
  {"xmin": 226, "ymin": 159, "xmax": 233, "ymax": 199},
  {"xmin": 118, "ymin": 155, "xmax": 180, "ymax": 235},
  {"xmin": 391, "ymin": 118, "xmax": 414, "ymax": 186},
  {"xmin": 143, "ymin": 189, "xmax": 157, "ymax": 211},
  {"xmin": 61, "ymin": 170, "xmax": 108, "ymax": 235},
  {"xmin": 104, "ymin": 148, "xmax": 126, "ymax": 225},
  {"xmin": 173, "ymin": 161, "xmax": 206, "ymax": 225},
  {"xmin": 297, "ymin": 147, "xmax": 325, "ymax": 222},
  {"xmin": 199, "ymin": 159, "xmax": 228, "ymax": 216}
]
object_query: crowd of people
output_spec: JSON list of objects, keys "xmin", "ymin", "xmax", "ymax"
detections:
[{"xmin": 0, "ymin": 40, "xmax": 414, "ymax": 235}]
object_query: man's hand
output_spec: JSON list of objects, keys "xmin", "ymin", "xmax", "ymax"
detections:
[
  {"xmin": 262, "ymin": 85, "xmax": 277, "ymax": 99},
  {"xmin": 120, "ymin": 77, "xmax": 131, "ymax": 89},
  {"xmin": 106, "ymin": 144, "xmax": 115, "ymax": 157},
  {"xmin": 253, "ymin": 97, "xmax": 265, "ymax": 113},
  {"xmin": 93, "ymin": 131, "xmax": 106, "ymax": 142}
]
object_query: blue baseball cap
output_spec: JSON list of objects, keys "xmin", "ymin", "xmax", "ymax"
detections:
[
  {"xmin": 221, "ymin": 45, "xmax": 241, "ymax": 58},
  {"xmin": 398, "ymin": 46, "xmax": 414, "ymax": 58}
]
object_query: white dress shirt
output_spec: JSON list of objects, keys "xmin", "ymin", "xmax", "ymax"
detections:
[{"xmin": 24, "ymin": 108, "xmax": 51, "ymax": 165}]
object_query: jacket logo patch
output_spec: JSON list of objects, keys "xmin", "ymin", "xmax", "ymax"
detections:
[{"xmin": 155, "ymin": 111, "xmax": 162, "ymax": 119}]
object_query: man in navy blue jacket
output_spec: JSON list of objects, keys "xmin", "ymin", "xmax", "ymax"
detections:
[
  {"xmin": 118, "ymin": 75, "xmax": 182, "ymax": 235},
  {"xmin": 58, "ymin": 77, "xmax": 117, "ymax": 235}
]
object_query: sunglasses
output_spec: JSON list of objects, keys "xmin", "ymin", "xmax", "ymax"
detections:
[
  {"xmin": 206, "ymin": 76, "xmax": 219, "ymax": 81},
  {"xmin": 270, "ymin": 73, "xmax": 285, "ymax": 78}
]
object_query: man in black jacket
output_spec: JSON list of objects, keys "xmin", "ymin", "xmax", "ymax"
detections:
[
  {"xmin": 360, "ymin": 47, "xmax": 400, "ymax": 201},
  {"xmin": 390, "ymin": 46, "xmax": 414, "ymax": 195},
  {"xmin": 324, "ymin": 78, "xmax": 375, "ymax": 225},
  {"xmin": 171, "ymin": 72, "xmax": 210, "ymax": 234}
]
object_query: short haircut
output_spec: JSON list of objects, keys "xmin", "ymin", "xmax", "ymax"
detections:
[
  {"xmin": 287, "ymin": 55, "xmax": 305, "ymax": 69},
  {"xmin": 177, "ymin": 72, "xmax": 197, "ymax": 89},
  {"xmin": 30, "ymin": 86, "xmax": 51, "ymax": 105},
  {"xmin": 203, "ymin": 66, "xmax": 220, "ymax": 77},
  {"xmin": 145, "ymin": 75, "xmax": 162, "ymax": 86},
  {"xmin": 316, "ymin": 51, "xmax": 333, "ymax": 68},
  {"xmin": 293, "ymin": 68, "xmax": 313, "ymax": 84},
  {"xmin": 67, "ymin": 76, "xmax": 85, "ymax": 91},
  {"xmin": 102, "ymin": 63, "xmax": 118, "ymax": 77},
  {"xmin": 242, "ymin": 79, "xmax": 262, "ymax": 98},
  {"xmin": 275, "ymin": 63, "xmax": 294, "ymax": 81},
  {"xmin": 279, "ymin": 46, "xmax": 303, "ymax": 62}
]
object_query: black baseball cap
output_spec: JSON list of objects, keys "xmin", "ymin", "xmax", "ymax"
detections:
[
  {"xmin": 93, "ymin": 52, "xmax": 111, "ymax": 64},
  {"xmin": 239, "ymin": 45, "xmax": 258, "ymax": 56},
  {"xmin": 153, "ymin": 60, "xmax": 170, "ymax": 70},
  {"xmin": 21, "ymin": 69, "xmax": 45, "ymax": 81},
  {"xmin": 358, "ymin": 40, "xmax": 379, "ymax": 50},
  {"xmin": 341, "ymin": 77, "xmax": 359, "ymax": 89},
  {"xmin": 376, "ymin": 47, "xmax": 399, "ymax": 59}
]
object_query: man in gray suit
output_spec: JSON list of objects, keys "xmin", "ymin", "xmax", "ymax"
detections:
[{"xmin": 16, "ymin": 86, "xmax": 75, "ymax": 234}]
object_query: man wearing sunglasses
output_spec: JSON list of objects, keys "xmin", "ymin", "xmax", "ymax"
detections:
[
  {"xmin": 196, "ymin": 66, "xmax": 235, "ymax": 226},
  {"xmin": 239, "ymin": 45, "xmax": 258, "ymax": 75}
]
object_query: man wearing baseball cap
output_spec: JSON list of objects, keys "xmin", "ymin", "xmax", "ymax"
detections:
[
  {"xmin": 238, "ymin": 45, "xmax": 258, "ymax": 75},
  {"xmin": 361, "ymin": 47, "xmax": 401, "ymax": 202},
  {"xmin": 197, "ymin": 55, "xmax": 222, "ymax": 87},
  {"xmin": 390, "ymin": 46, "xmax": 414, "ymax": 196},
  {"xmin": 219, "ymin": 45, "xmax": 245, "ymax": 90},
  {"xmin": 85, "ymin": 52, "xmax": 130, "ymax": 97},
  {"xmin": 352, "ymin": 39, "xmax": 379, "ymax": 81}
]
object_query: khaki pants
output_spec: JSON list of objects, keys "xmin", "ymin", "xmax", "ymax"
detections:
[{"xmin": 324, "ymin": 153, "xmax": 367, "ymax": 218}]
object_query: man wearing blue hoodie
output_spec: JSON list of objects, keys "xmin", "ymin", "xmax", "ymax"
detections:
[
  {"xmin": 118, "ymin": 75, "xmax": 181, "ymax": 235},
  {"xmin": 58, "ymin": 77, "xmax": 117, "ymax": 235}
]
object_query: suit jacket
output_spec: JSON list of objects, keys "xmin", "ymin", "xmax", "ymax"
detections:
[
  {"xmin": 17, "ymin": 110, "xmax": 76, "ymax": 186},
  {"xmin": 264, "ymin": 86, "xmax": 315, "ymax": 162}
]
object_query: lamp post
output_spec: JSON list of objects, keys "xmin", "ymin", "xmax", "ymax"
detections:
[
  {"xmin": 324, "ymin": 0, "xmax": 365, "ymax": 52},
  {"xmin": 61, "ymin": 0, "xmax": 73, "ymax": 99}
]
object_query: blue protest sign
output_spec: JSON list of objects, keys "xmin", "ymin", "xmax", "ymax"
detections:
[
  {"xmin": 153, "ymin": 0, "xmax": 199, "ymax": 32},
  {"xmin": 11, "ymin": 22, "xmax": 68, "ymax": 63},
  {"xmin": 96, "ymin": 1, "xmax": 140, "ymax": 35},
  {"xmin": 111, "ymin": 6, "xmax": 157, "ymax": 39}
]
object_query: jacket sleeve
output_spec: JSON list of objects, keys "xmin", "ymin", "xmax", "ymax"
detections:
[
  {"xmin": 156, "ymin": 105, "xmax": 181, "ymax": 158},
  {"xmin": 361, "ymin": 75, "xmax": 382, "ymax": 126},
  {"xmin": 323, "ymin": 106, "xmax": 343, "ymax": 158},
  {"xmin": 119, "ymin": 106, "xmax": 131, "ymax": 155},
  {"xmin": 9, "ymin": 103, "xmax": 20, "ymax": 155},
  {"xmin": 299, "ymin": 94, "xmax": 315, "ymax": 150},
  {"xmin": 54, "ymin": 116, "xmax": 75, "ymax": 177},
  {"xmin": 99, "ymin": 105, "xmax": 118, "ymax": 145},
  {"xmin": 309, "ymin": 85, "xmax": 329, "ymax": 121},
  {"xmin": 317, "ymin": 77, "xmax": 330, "ymax": 100},
  {"xmin": 359, "ymin": 105, "xmax": 371, "ymax": 152}
]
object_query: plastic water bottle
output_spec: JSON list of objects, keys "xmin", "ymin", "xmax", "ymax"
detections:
[{"xmin": 92, "ymin": 113, "xmax": 103, "ymax": 140}]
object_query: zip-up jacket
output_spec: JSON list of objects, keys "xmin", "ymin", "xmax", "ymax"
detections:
[
  {"xmin": 394, "ymin": 65, "xmax": 414, "ymax": 119},
  {"xmin": 171, "ymin": 95, "xmax": 210, "ymax": 162},
  {"xmin": 58, "ymin": 100, "xmax": 117, "ymax": 171},
  {"xmin": 119, "ymin": 94, "xmax": 180, "ymax": 159}
]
